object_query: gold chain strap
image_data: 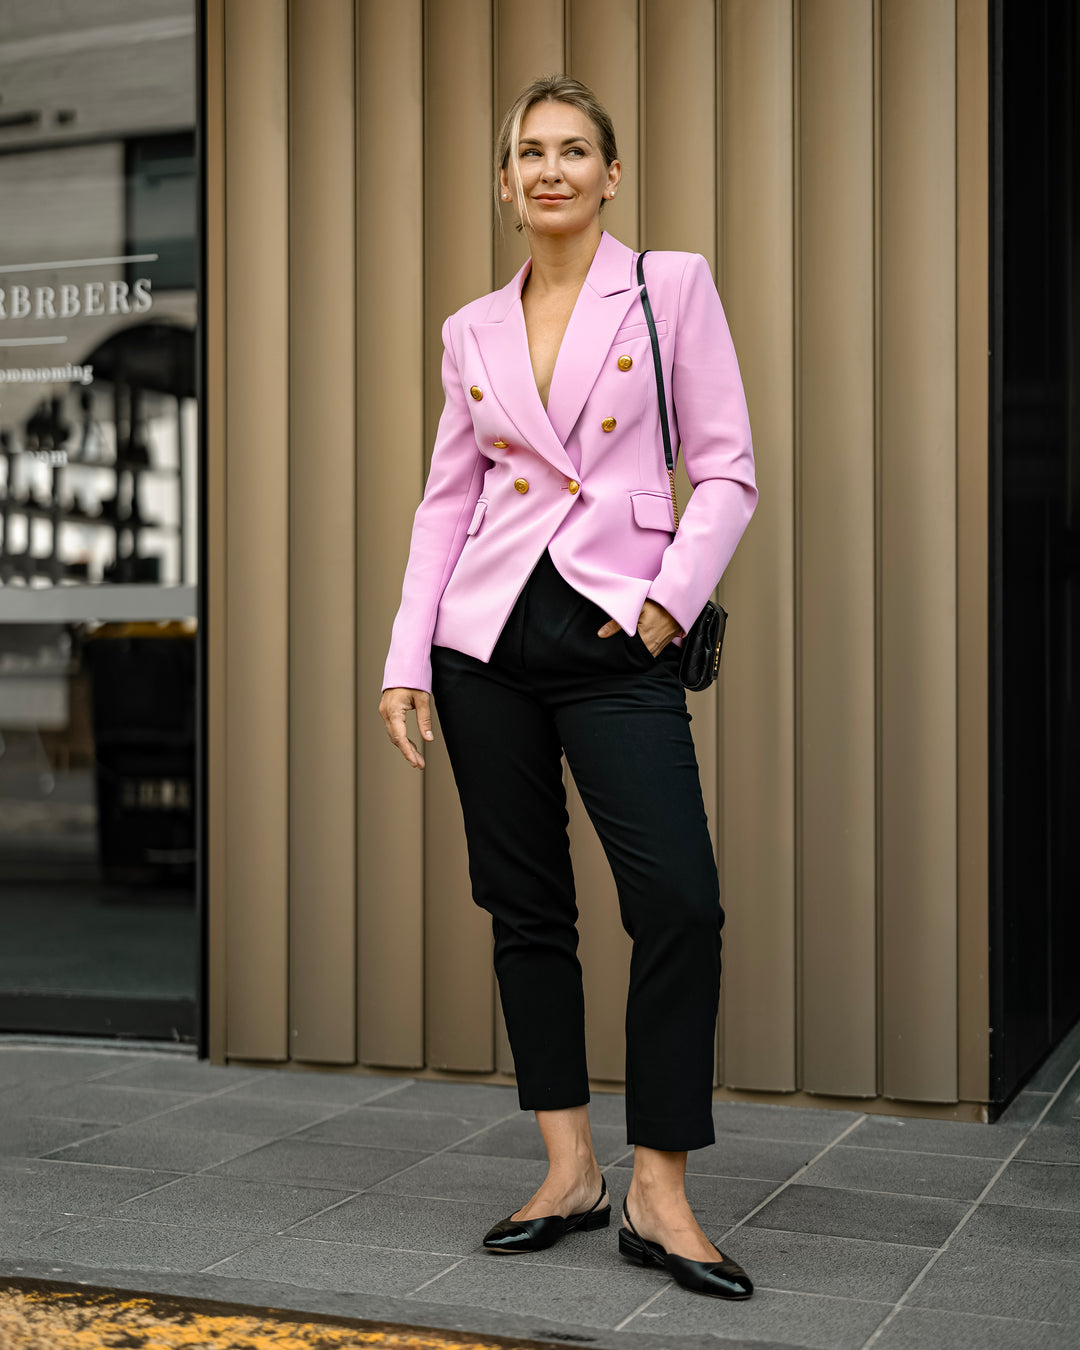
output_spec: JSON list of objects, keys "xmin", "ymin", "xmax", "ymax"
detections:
[{"xmin": 667, "ymin": 467, "xmax": 681, "ymax": 531}]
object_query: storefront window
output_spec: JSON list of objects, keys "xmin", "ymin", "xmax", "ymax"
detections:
[{"xmin": 0, "ymin": 1, "xmax": 198, "ymax": 1040}]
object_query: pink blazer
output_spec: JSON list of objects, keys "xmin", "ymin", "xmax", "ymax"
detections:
[{"xmin": 382, "ymin": 230, "xmax": 757, "ymax": 693}]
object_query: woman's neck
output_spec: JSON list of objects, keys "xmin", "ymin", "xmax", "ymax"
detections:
[{"xmin": 524, "ymin": 224, "xmax": 604, "ymax": 297}]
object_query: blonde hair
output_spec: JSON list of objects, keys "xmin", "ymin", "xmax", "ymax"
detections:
[{"xmin": 494, "ymin": 74, "xmax": 619, "ymax": 233}]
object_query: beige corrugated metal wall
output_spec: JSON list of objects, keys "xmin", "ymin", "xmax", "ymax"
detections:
[{"xmin": 205, "ymin": 0, "xmax": 990, "ymax": 1117}]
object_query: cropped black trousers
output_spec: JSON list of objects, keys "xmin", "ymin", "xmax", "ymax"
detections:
[{"xmin": 430, "ymin": 549, "xmax": 723, "ymax": 1151}]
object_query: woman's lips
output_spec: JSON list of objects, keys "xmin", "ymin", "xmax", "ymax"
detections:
[{"xmin": 534, "ymin": 195, "xmax": 570, "ymax": 202}]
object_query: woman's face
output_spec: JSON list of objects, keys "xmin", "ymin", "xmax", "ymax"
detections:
[{"xmin": 501, "ymin": 100, "xmax": 620, "ymax": 239}]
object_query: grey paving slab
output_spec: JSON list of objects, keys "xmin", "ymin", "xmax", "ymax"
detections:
[
  {"xmin": 43, "ymin": 1121, "xmax": 268, "ymax": 1172},
  {"xmin": 368, "ymin": 1151, "xmax": 549, "ymax": 1206},
  {"xmin": 0, "ymin": 1081, "xmax": 196, "ymax": 1124},
  {"xmin": 1038, "ymin": 1082, "xmax": 1080, "ymax": 1129},
  {"xmin": 92, "ymin": 1056, "xmax": 262, "ymax": 1093},
  {"xmin": 107, "ymin": 1173, "xmax": 353, "ymax": 1233},
  {"xmin": 0, "ymin": 1047, "xmax": 143, "ymax": 1083},
  {"xmin": 223, "ymin": 1072, "xmax": 412, "ymax": 1106},
  {"xmin": 364, "ymin": 1081, "xmax": 520, "ymax": 1118},
  {"xmin": 1018, "ymin": 1126, "xmax": 1080, "ymax": 1165},
  {"xmin": 405, "ymin": 1252, "xmax": 666, "ymax": 1329},
  {"xmin": 0, "ymin": 1078, "xmax": 70, "ymax": 1113},
  {"xmin": 719, "ymin": 1225, "xmax": 932, "ymax": 1301},
  {"xmin": 684, "ymin": 1175, "xmax": 781, "ymax": 1230},
  {"xmin": 17, "ymin": 1216, "xmax": 265, "ymax": 1275},
  {"xmin": 873, "ymin": 1307, "xmax": 1078, "ymax": 1350},
  {"xmin": 296, "ymin": 1105, "xmax": 492, "ymax": 1153},
  {"xmin": 623, "ymin": 1284, "xmax": 890, "ymax": 1350},
  {"xmin": 907, "ymin": 1243, "xmax": 1080, "ymax": 1324},
  {"xmin": 0, "ymin": 1157, "xmax": 182, "ymax": 1216},
  {"xmin": 843, "ymin": 1114, "xmax": 1024, "ymax": 1159},
  {"xmin": 204, "ymin": 1138, "xmax": 420, "ymax": 1190},
  {"xmin": 452, "ymin": 1114, "xmax": 630, "ymax": 1164},
  {"xmin": 0, "ymin": 1208, "xmax": 87, "ymax": 1249},
  {"xmin": 986, "ymin": 1159, "xmax": 1080, "ymax": 1212},
  {"xmin": 1026, "ymin": 1023, "xmax": 1080, "ymax": 1091},
  {"xmin": 284, "ymin": 1191, "xmax": 498, "ymax": 1256},
  {"xmin": 0, "ymin": 1114, "xmax": 106, "ymax": 1158},
  {"xmin": 712, "ymin": 1101, "xmax": 861, "ymax": 1145},
  {"xmin": 956, "ymin": 1200, "xmax": 1080, "ymax": 1263},
  {"xmin": 998, "ymin": 1091, "xmax": 1055, "ymax": 1128},
  {"xmin": 209, "ymin": 1236, "xmax": 457, "ymax": 1295},
  {"xmin": 684, "ymin": 1136, "xmax": 820, "ymax": 1182},
  {"xmin": 799, "ymin": 1144, "xmax": 1000, "ymax": 1201},
  {"xmin": 747, "ymin": 1182, "xmax": 968, "ymax": 1247},
  {"xmin": 153, "ymin": 1092, "xmax": 349, "ymax": 1137}
]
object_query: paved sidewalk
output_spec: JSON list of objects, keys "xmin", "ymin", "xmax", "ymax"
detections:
[{"xmin": 0, "ymin": 1027, "xmax": 1077, "ymax": 1350}]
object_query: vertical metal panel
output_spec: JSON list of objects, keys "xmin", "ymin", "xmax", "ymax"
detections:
[
  {"xmin": 205, "ymin": 0, "xmax": 228, "ymax": 1064},
  {"xmin": 494, "ymin": 0, "xmax": 565, "ymax": 288},
  {"xmin": 955, "ymin": 0, "xmax": 990, "ymax": 1104},
  {"xmin": 287, "ymin": 0, "xmax": 356, "ymax": 1063},
  {"xmin": 222, "ymin": 0, "xmax": 290, "ymax": 1059},
  {"xmin": 423, "ymin": 0, "xmax": 496, "ymax": 1070},
  {"xmin": 643, "ymin": 0, "xmax": 716, "ymax": 260},
  {"xmin": 642, "ymin": 0, "xmax": 721, "ymax": 1086},
  {"xmin": 356, "ymin": 0, "xmax": 426, "ymax": 1068},
  {"xmin": 718, "ymin": 0, "xmax": 797, "ymax": 1091},
  {"xmin": 567, "ymin": 0, "xmax": 640, "ymax": 250},
  {"xmin": 879, "ymin": 0, "xmax": 958, "ymax": 1101},
  {"xmin": 798, "ymin": 0, "xmax": 877, "ymax": 1095}
]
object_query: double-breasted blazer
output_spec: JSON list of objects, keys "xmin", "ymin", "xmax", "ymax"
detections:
[{"xmin": 381, "ymin": 230, "xmax": 757, "ymax": 693}]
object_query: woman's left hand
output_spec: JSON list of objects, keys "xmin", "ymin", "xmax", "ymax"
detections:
[{"xmin": 598, "ymin": 599, "xmax": 683, "ymax": 656}]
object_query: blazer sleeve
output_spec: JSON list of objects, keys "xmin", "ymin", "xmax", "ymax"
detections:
[
  {"xmin": 381, "ymin": 316, "xmax": 489, "ymax": 693},
  {"xmin": 644, "ymin": 252, "xmax": 757, "ymax": 635}
]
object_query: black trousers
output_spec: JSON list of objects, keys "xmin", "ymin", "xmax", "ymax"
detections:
[{"xmin": 430, "ymin": 550, "xmax": 723, "ymax": 1151}]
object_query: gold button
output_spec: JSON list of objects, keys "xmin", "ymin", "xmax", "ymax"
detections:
[
  {"xmin": 493, "ymin": 439, "xmax": 508, "ymax": 449},
  {"xmin": 567, "ymin": 480, "xmax": 580, "ymax": 494},
  {"xmin": 514, "ymin": 477, "xmax": 529, "ymax": 493},
  {"xmin": 470, "ymin": 386, "xmax": 483, "ymax": 401},
  {"xmin": 601, "ymin": 416, "xmax": 617, "ymax": 432},
  {"xmin": 617, "ymin": 355, "xmax": 633, "ymax": 371}
]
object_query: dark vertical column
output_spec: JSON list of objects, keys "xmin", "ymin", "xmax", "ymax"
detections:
[{"xmin": 990, "ymin": 0, "xmax": 1080, "ymax": 1102}]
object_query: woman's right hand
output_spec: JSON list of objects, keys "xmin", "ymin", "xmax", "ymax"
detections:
[{"xmin": 379, "ymin": 687, "xmax": 434, "ymax": 769}]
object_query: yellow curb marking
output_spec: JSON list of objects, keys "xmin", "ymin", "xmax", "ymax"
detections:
[{"xmin": 0, "ymin": 1286, "xmax": 519, "ymax": 1350}]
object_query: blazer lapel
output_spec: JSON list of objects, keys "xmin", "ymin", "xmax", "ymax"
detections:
[
  {"xmin": 544, "ymin": 231, "xmax": 640, "ymax": 446},
  {"xmin": 468, "ymin": 233, "xmax": 641, "ymax": 476},
  {"xmin": 469, "ymin": 266, "xmax": 579, "ymax": 481}
]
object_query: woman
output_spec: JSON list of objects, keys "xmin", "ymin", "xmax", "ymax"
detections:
[{"xmin": 379, "ymin": 75, "xmax": 757, "ymax": 1301}]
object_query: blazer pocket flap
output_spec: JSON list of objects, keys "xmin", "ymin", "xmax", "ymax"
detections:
[
  {"xmin": 613, "ymin": 317, "xmax": 669, "ymax": 341},
  {"xmin": 631, "ymin": 490, "xmax": 675, "ymax": 532},
  {"xmin": 466, "ymin": 499, "xmax": 488, "ymax": 536}
]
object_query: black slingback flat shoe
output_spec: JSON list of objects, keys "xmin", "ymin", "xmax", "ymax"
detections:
[
  {"xmin": 482, "ymin": 1174, "xmax": 610, "ymax": 1253},
  {"xmin": 618, "ymin": 1199, "xmax": 754, "ymax": 1300}
]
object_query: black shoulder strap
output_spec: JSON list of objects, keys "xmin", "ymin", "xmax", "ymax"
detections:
[{"xmin": 636, "ymin": 250, "xmax": 680, "ymax": 527}]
